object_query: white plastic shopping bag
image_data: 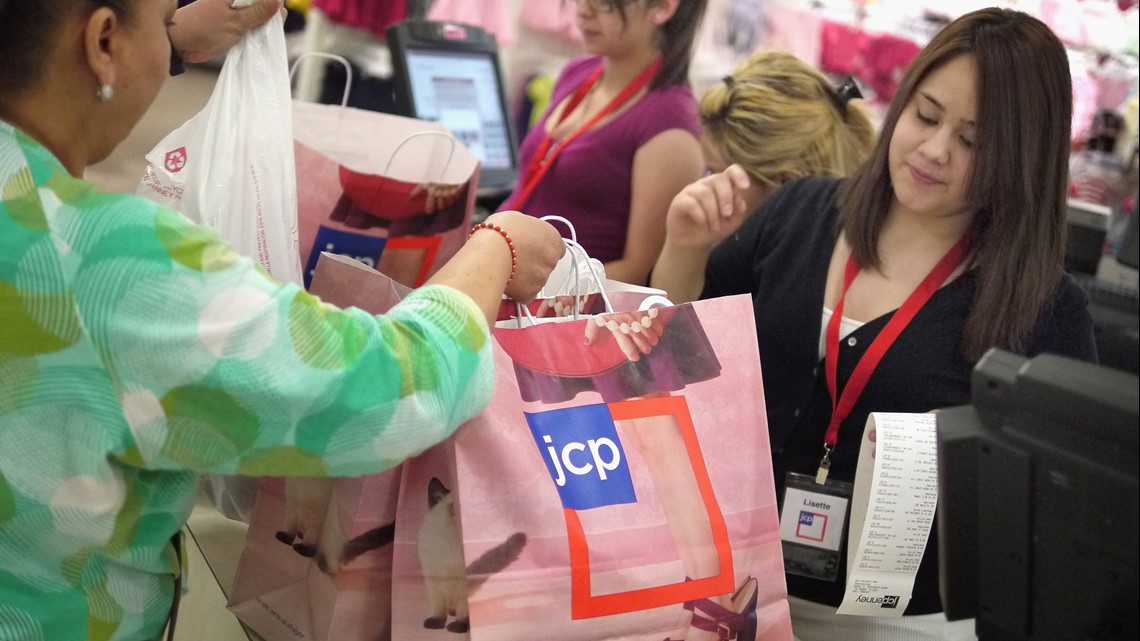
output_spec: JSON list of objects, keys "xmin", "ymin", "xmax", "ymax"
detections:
[
  {"xmin": 137, "ymin": 2, "xmax": 302, "ymax": 524},
  {"xmin": 137, "ymin": 0, "xmax": 302, "ymax": 285}
]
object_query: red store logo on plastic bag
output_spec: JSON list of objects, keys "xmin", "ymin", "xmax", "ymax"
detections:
[{"xmin": 165, "ymin": 147, "xmax": 187, "ymax": 173}]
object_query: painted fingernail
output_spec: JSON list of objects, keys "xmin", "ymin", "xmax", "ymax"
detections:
[
  {"xmin": 619, "ymin": 323, "xmax": 630, "ymax": 334},
  {"xmin": 647, "ymin": 308, "xmax": 659, "ymax": 319},
  {"xmin": 606, "ymin": 320, "xmax": 618, "ymax": 332},
  {"xmin": 594, "ymin": 316, "xmax": 606, "ymax": 327},
  {"xmin": 630, "ymin": 321, "xmax": 642, "ymax": 333}
]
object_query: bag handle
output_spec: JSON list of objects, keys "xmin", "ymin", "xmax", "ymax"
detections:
[
  {"xmin": 509, "ymin": 218, "xmax": 614, "ymax": 327},
  {"xmin": 384, "ymin": 131, "xmax": 458, "ymax": 182},
  {"xmin": 289, "ymin": 52, "xmax": 353, "ymax": 108},
  {"xmin": 290, "ymin": 54, "xmax": 457, "ymax": 182},
  {"xmin": 536, "ymin": 216, "xmax": 610, "ymax": 313}
]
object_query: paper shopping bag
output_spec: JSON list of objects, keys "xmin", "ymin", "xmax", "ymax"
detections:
[
  {"xmin": 292, "ymin": 101, "xmax": 480, "ymax": 290},
  {"xmin": 228, "ymin": 475, "xmax": 401, "ymax": 641},
  {"xmin": 227, "ymin": 254, "xmax": 410, "ymax": 641},
  {"xmin": 392, "ymin": 295, "xmax": 793, "ymax": 641}
]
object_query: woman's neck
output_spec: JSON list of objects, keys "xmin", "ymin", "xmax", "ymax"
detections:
[
  {"xmin": 879, "ymin": 200, "xmax": 974, "ymax": 258},
  {"xmin": 599, "ymin": 48, "xmax": 660, "ymax": 92},
  {"xmin": 3, "ymin": 87, "xmax": 91, "ymax": 177}
]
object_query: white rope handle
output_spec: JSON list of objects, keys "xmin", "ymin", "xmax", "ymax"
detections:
[
  {"xmin": 289, "ymin": 52, "xmax": 353, "ymax": 107},
  {"xmin": 384, "ymin": 131, "xmax": 458, "ymax": 181},
  {"xmin": 564, "ymin": 238, "xmax": 613, "ymax": 315},
  {"xmin": 539, "ymin": 215, "xmax": 579, "ymax": 245}
]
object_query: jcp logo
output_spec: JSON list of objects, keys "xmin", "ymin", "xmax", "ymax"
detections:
[
  {"xmin": 525, "ymin": 404, "xmax": 637, "ymax": 511},
  {"xmin": 539, "ymin": 434, "xmax": 621, "ymax": 487},
  {"xmin": 303, "ymin": 226, "xmax": 386, "ymax": 288}
]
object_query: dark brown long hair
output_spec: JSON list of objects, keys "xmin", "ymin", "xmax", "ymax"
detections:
[
  {"xmin": 838, "ymin": 8, "xmax": 1073, "ymax": 360},
  {"xmin": 0, "ymin": 0, "xmax": 136, "ymax": 98}
]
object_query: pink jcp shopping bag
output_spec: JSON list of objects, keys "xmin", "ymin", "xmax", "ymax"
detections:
[
  {"xmin": 391, "ymin": 294, "xmax": 793, "ymax": 640},
  {"xmin": 293, "ymin": 100, "xmax": 480, "ymax": 290}
]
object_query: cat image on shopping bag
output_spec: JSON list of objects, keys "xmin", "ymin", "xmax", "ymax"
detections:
[
  {"xmin": 275, "ymin": 477, "xmax": 399, "ymax": 575},
  {"xmin": 316, "ymin": 519, "xmax": 396, "ymax": 575},
  {"xmin": 419, "ymin": 477, "xmax": 527, "ymax": 634},
  {"xmin": 275, "ymin": 477, "xmax": 344, "ymax": 561}
]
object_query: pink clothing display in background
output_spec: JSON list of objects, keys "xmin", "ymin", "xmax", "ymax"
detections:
[
  {"xmin": 818, "ymin": 19, "xmax": 919, "ymax": 103},
  {"xmin": 819, "ymin": 19, "xmax": 869, "ymax": 79},
  {"xmin": 428, "ymin": 0, "xmax": 517, "ymax": 46},
  {"xmin": 313, "ymin": 0, "xmax": 406, "ymax": 39},
  {"xmin": 501, "ymin": 56, "xmax": 700, "ymax": 264},
  {"xmin": 859, "ymin": 32, "xmax": 921, "ymax": 105},
  {"xmin": 1071, "ymin": 66, "xmax": 1101, "ymax": 142},
  {"xmin": 1039, "ymin": 0, "xmax": 1089, "ymax": 47},
  {"xmin": 761, "ymin": 2, "xmax": 823, "ymax": 69},
  {"xmin": 519, "ymin": 0, "xmax": 583, "ymax": 45}
]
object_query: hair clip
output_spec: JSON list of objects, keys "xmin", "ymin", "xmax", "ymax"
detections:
[
  {"xmin": 831, "ymin": 76, "xmax": 863, "ymax": 118},
  {"xmin": 722, "ymin": 75, "xmax": 735, "ymax": 89}
]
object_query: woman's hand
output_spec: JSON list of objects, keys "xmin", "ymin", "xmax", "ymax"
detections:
[
  {"xmin": 169, "ymin": 0, "xmax": 284, "ymax": 64},
  {"xmin": 664, "ymin": 164, "xmax": 754, "ymax": 250},
  {"xmin": 483, "ymin": 211, "xmax": 565, "ymax": 304},
  {"xmin": 583, "ymin": 310, "xmax": 665, "ymax": 362},
  {"xmin": 650, "ymin": 165, "xmax": 754, "ymax": 304},
  {"xmin": 425, "ymin": 211, "xmax": 562, "ymax": 325}
]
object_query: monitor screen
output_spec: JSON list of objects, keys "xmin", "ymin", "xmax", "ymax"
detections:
[
  {"xmin": 387, "ymin": 20, "xmax": 519, "ymax": 197},
  {"xmin": 403, "ymin": 48, "xmax": 515, "ymax": 175}
]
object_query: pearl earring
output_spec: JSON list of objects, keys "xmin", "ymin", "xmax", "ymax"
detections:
[{"xmin": 97, "ymin": 84, "xmax": 114, "ymax": 102}]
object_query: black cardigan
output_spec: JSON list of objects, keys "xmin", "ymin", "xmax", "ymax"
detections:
[{"xmin": 702, "ymin": 176, "xmax": 1097, "ymax": 614}]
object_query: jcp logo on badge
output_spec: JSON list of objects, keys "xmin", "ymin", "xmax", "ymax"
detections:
[{"xmin": 525, "ymin": 404, "xmax": 637, "ymax": 510}]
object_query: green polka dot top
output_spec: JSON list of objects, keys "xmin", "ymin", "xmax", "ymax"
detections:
[{"xmin": 0, "ymin": 121, "xmax": 493, "ymax": 641}]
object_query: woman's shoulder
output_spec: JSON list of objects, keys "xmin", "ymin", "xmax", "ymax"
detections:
[
  {"xmin": 761, "ymin": 176, "xmax": 845, "ymax": 226},
  {"xmin": 1022, "ymin": 273, "xmax": 1097, "ymax": 362},
  {"xmin": 624, "ymin": 85, "xmax": 700, "ymax": 139}
]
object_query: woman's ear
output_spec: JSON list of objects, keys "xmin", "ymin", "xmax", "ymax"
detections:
[
  {"xmin": 82, "ymin": 7, "xmax": 120, "ymax": 91},
  {"xmin": 651, "ymin": 0, "xmax": 680, "ymax": 25}
]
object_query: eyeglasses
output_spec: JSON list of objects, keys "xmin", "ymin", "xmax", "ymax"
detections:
[{"xmin": 575, "ymin": 0, "xmax": 639, "ymax": 14}]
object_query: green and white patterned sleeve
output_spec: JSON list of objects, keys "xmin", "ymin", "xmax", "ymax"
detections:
[{"xmin": 75, "ymin": 196, "xmax": 494, "ymax": 478}]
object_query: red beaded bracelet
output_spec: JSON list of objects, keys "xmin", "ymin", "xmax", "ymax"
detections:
[{"xmin": 469, "ymin": 222, "xmax": 518, "ymax": 285}]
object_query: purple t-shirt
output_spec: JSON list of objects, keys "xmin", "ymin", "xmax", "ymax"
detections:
[{"xmin": 502, "ymin": 56, "xmax": 700, "ymax": 263}]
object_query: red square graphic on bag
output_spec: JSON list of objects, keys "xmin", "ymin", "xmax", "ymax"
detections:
[{"xmin": 528, "ymin": 395, "xmax": 735, "ymax": 619}]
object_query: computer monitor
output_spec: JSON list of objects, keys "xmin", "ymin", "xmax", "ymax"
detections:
[
  {"xmin": 937, "ymin": 349, "xmax": 1139, "ymax": 641},
  {"xmin": 387, "ymin": 19, "xmax": 519, "ymax": 198}
]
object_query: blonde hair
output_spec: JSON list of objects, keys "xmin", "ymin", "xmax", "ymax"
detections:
[{"xmin": 700, "ymin": 49, "xmax": 876, "ymax": 188}]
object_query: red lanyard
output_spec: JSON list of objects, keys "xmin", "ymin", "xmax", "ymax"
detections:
[
  {"xmin": 817, "ymin": 232, "xmax": 972, "ymax": 483},
  {"xmin": 502, "ymin": 57, "xmax": 662, "ymax": 212}
]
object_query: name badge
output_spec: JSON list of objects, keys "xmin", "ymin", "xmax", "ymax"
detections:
[{"xmin": 780, "ymin": 471, "xmax": 853, "ymax": 581}]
